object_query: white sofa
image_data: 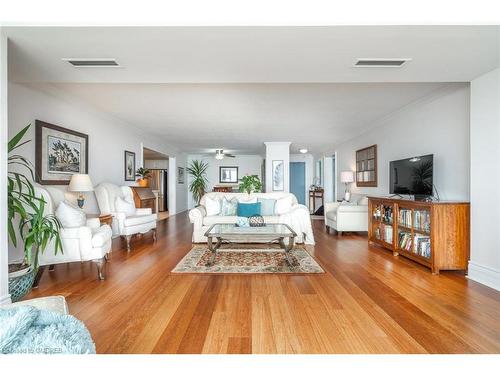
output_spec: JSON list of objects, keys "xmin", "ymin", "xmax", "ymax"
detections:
[
  {"xmin": 324, "ymin": 194, "xmax": 368, "ymax": 235},
  {"xmin": 94, "ymin": 183, "xmax": 157, "ymax": 251},
  {"xmin": 189, "ymin": 192, "xmax": 315, "ymax": 244},
  {"xmin": 34, "ymin": 185, "xmax": 112, "ymax": 281}
]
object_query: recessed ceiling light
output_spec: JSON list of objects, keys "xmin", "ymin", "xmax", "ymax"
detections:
[
  {"xmin": 354, "ymin": 58, "xmax": 411, "ymax": 68},
  {"xmin": 62, "ymin": 58, "xmax": 120, "ymax": 67},
  {"xmin": 299, "ymin": 148, "xmax": 308, "ymax": 154}
]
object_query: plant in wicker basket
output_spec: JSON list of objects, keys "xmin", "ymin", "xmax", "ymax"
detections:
[{"xmin": 7, "ymin": 124, "xmax": 62, "ymax": 301}]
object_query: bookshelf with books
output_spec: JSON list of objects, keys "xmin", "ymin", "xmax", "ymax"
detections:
[{"xmin": 368, "ymin": 197, "xmax": 470, "ymax": 274}]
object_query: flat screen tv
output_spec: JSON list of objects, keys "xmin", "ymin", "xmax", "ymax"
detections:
[{"xmin": 389, "ymin": 154, "xmax": 433, "ymax": 198}]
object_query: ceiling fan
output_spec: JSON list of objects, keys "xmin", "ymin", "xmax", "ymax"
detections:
[{"xmin": 214, "ymin": 149, "xmax": 236, "ymax": 159}]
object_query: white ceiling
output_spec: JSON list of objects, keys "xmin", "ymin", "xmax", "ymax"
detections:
[
  {"xmin": 44, "ymin": 82, "xmax": 446, "ymax": 153},
  {"xmin": 5, "ymin": 26, "xmax": 499, "ymax": 154},
  {"xmin": 6, "ymin": 26, "xmax": 499, "ymax": 83},
  {"xmin": 143, "ymin": 147, "xmax": 168, "ymax": 160}
]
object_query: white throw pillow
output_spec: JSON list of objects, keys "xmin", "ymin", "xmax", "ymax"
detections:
[
  {"xmin": 275, "ymin": 196, "xmax": 294, "ymax": 215},
  {"xmin": 55, "ymin": 200, "xmax": 86, "ymax": 228},
  {"xmin": 115, "ymin": 196, "xmax": 136, "ymax": 216},
  {"xmin": 205, "ymin": 196, "xmax": 221, "ymax": 216},
  {"xmin": 238, "ymin": 196, "xmax": 257, "ymax": 204}
]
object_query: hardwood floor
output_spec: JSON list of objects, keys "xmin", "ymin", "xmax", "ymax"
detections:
[{"xmin": 26, "ymin": 213, "xmax": 500, "ymax": 354}]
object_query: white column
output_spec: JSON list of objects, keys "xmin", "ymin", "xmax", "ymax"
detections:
[
  {"xmin": 0, "ymin": 30, "xmax": 11, "ymax": 304},
  {"xmin": 264, "ymin": 142, "xmax": 291, "ymax": 193},
  {"xmin": 168, "ymin": 157, "xmax": 177, "ymax": 215},
  {"xmin": 468, "ymin": 67, "xmax": 500, "ymax": 291}
]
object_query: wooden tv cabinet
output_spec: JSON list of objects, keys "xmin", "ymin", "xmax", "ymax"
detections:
[{"xmin": 368, "ymin": 197, "xmax": 470, "ymax": 274}]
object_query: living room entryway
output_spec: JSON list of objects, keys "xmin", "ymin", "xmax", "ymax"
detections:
[{"xmin": 290, "ymin": 161, "xmax": 306, "ymax": 205}]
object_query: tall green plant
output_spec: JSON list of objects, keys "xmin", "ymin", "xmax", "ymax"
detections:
[
  {"xmin": 239, "ymin": 175, "xmax": 262, "ymax": 194},
  {"xmin": 19, "ymin": 198, "xmax": 62, "ymax": 268},
  {"xmin": 8, "ymin": 124, "xmax": 62, "ymax": 268},
  {"xmin": 187, "ymin": 160, "xmax": 208, "ymax": 205},
  {"xmin": 7, "ymin": 124, "xmax": 36, "ymax": 247}
]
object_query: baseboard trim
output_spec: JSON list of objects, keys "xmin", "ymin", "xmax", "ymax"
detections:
[
  {"xmin": 0, "ymin": 293, "xmax": 12, "ymax": 305},
  {"xmin": 467, "ymin": 261, "xmax": 500, "ymax": 291}
]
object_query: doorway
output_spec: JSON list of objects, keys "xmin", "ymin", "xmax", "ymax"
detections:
[
  {"xmin": 290, "ymin": 162, "xmax": 306, "ymax": 205},
  {"xmin": 143, "ymin": 147, "xmax": 169, "ymax": 221}
]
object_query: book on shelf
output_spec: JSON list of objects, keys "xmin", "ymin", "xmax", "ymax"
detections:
[
  {"xmin": 414, "ymin": 210, "xmax": 431, "ymax": 232},
  {"xmin": 413, "ymin": 234, "xmax": 431, "ymax": 258},
  {"xmin": 381, "ymin": 224, "xmax": 393, "ymax": 244},
  {"xmin": 399, "ymin": 209, "xmax": 412, "ymax": 228},
  {"xmin": 398, "ymin": 231, "xmax": 412, "ymax": 251}
]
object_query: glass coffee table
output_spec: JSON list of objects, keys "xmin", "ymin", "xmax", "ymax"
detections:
[{"xmin": 204, "ymin": 223, "xmax": 297, "ymax": 267}]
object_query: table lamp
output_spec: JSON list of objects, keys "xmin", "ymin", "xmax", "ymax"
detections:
[
  {"xmin": 340, "ymin": 171, "xmax": 355, "ymax": 202},
  {"xmin": 69, "ymin": 174, "xmax": 94, "ymax": 208}
]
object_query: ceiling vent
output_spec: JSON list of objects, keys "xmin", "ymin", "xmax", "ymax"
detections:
[
  {"xmin": 354, "ymin": 58, "xmax": 411, "ymax": 67},
  {"xmin": 63, "ymin": 58, "xmax": 119, "ymax": 67}
]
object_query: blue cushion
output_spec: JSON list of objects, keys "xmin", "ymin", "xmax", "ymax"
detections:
[
  {"xmin": 237, "ymin": 202, "xmax": 261, "ymax": 217},
  {"xmin": 258, "ymin": 198, "xmax": 276, "ymax": 216}
]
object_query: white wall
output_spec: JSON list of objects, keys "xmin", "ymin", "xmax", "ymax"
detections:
[
  {"xmin": 8, "ymin": 83, "xmax": 187, "ymax": 262},
  {"xmin": 186, "ymin": 154, "xmax": 263, "ymax": 208},
  {"xmin": 468, "ymin": 68, "xmax": 500, "ymax": 291},
  {"xmin": 332, "ymin": 84, "xmax": 470, "ymax": 201},
  {"xmin": 0, "ymin": 31, "xmax": 10, "ymax": 304},
  {"xmin": 175, "ymin": 153, "xmax": 188, "ymax": 213},
  {"xmin": 265, "ymin": 142, "xmax": 291, "ymax": 193}
]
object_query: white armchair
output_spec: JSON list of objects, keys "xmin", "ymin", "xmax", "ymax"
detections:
[
  {"xmin": 324, "ymin": 194, "xmax": 368, "ymax": 235},
  {"xmin": 94, "ymin": 183, "xmax": 157, "ymax": 251},
  {"xmin": 34, "ymin": 185, "xmax": 112, "ymax": 284}
]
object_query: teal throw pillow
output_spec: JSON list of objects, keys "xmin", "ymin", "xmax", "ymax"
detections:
[
  {"xmin": 257, "ymin": 198, "xmax": 276, "ymax": 216},
  {"xmin": 236, "ymin": 216, "xmax": 250, "ymax": 227},
  {"xmin": 237, "ymin": 202, "xmax": 261, "ymax": 217},
  {"xmin": 220, "ymin": 197, "xmax": 238, "ymax": 216}
]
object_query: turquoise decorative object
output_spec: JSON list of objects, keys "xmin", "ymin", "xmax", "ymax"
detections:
[
  {"xmin": 237, "ymin": 202, "xmax": 261, "ymax": 217},
  {"xmin": 0, "ymin": 306, "xmax": 96, "ymax": 354},
  {"xmin": 236, "ymin": 217, "xmax": 250, "ymax": 227},
  {"xmin": 257, "ymin": 198, "xmax": 276, "ymax": 216}
]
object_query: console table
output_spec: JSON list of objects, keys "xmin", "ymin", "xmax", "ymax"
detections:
[{"xmin": 309, "ymin": 189, "xmax": 324, "ymax": 214}]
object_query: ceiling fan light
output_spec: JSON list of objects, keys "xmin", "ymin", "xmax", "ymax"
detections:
[
  {"xmin": 299, "ymin": 148, "xmax": 308, "ymax": 154},
  {"xmin": 215, "ymin": 154, "xmax": 224, "ymax": 160}
]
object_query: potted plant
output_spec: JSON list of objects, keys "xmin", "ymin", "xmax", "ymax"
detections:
[
  {"xmin": 8, "ymin": 124, "xmax": 62, "ymax": 301},
  {"xmin": 135, "ymin": 167, "xmax": 152, "ymax": 187},
  {"xmin": 239, "ymin": 175, "xmax": 262, "ymax": 194},
  {"xmin": 187, "ymin": 160, "xmax": 208, "ymax": 205}
]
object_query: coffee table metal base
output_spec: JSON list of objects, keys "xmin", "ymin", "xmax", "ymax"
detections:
[{"xmin": 206, "ymin": 236, "xmax": 296, "ymax": 267}]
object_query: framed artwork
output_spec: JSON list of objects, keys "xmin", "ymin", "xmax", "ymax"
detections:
[
  {"xmin": 35, "ymin": 120, "xmax": 88, "ymax": 185},
  {"xmin": 124, "ymin": 151, "xmax": 136, "ymax": 181},
  {"xmin": 177, "ymin": 167, "xmax": 185, "ymax": 184},
  {"xmin": 219, "ymin": 166, "xmax": 238, "ymax": 183},
  {"xmin": 356, "ymin": 144, "xmax": 377, "ymax": 187},
  {"xmin": 272, "ymin": 160, "xmax": 284, "ymax": 191}
]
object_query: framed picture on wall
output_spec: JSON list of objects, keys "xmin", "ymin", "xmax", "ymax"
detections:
[
  {"xmin": 356, "ymin": 144, "xmax": 377, "ymax": 187},
  {"xmin": 124, "ymin": 151, "xmax": 136, "ymax": 181},
  {"xmin": 219, "ymin": 166, "xmax": 238, "ymax": 183},
  {"xmin": 272, "ymin": 160, "xmax": 284, "ymax": 191},
  {"xmin": 177, "ymin": 167, "xmax": 185, "ymax": 184},
  {"xmin": 35, "ymin": 120, "xmax": 89, "ymax": 185}
]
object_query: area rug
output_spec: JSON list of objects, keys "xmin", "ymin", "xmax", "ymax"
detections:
[{"xmin": 171, "ymin": 244, "xmax": 325, "ymax": 274}]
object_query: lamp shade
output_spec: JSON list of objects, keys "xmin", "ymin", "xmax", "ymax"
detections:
[
  {"xmin": 68, "ymin": 174, "xmax": 94, "ymax": 192},
  {"xmin": 340, "ymin": 171, "xmax": 354, "ymax": 183}
]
